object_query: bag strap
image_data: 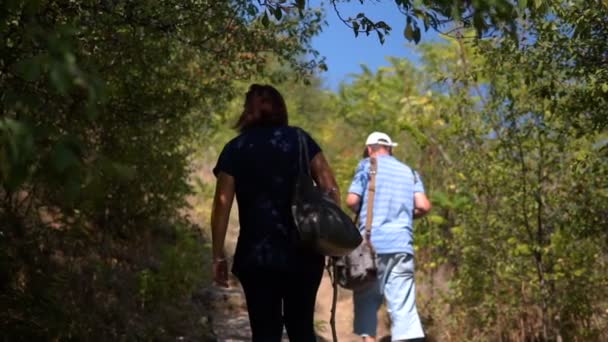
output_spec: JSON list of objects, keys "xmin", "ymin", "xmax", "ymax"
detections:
[
  {"xmin": 330, "ymin": 261, "xmax": 339, "ymax": 342},
  {"xmin": 365, "ymin": 157, "xmax": 378, "ymax": 243},
  {"xmin": 296, "ymin": 128, "xmax": 311, "ymax": 176}
]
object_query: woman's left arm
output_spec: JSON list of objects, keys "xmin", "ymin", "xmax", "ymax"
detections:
[
  {"xmin": 210, "ymin": 171, "xmax": 235, "ymax": 287},
  {"xmin": 310, "ymin": 152, "xmax": 340, "ymax": 205}
]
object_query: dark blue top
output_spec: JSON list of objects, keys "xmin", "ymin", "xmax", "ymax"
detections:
[{"xmin": 213, "ymin": 125, "xmax": 324, "ymax": 276}]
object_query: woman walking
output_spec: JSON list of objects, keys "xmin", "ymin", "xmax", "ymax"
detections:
[{"xmin": 210, "ymin": 84, "xmax": 340, "ymax": 341}]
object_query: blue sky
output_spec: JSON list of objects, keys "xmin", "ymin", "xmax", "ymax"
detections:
[{"xmin": 310, "ymin": 0, "xmax": 441, "ymax": 90}]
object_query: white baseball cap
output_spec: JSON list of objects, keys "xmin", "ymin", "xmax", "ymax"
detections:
[{"xmin": 365, "ymin": 132, "xmax": 398, "ymax": 147}]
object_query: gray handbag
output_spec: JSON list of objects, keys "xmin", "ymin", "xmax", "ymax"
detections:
[{"xmin": 333, "ymin": 156, "xmax": 378, "ymax": 291}]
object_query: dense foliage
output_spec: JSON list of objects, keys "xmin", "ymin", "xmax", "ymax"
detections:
[
  {"xmin": 266, "ymin": 0, "xmax": 551, "ymax": 43},
  {"xmin": 331, "ymin": 1, "xmax": 608, "ymax": 339},
  {"xmin": 1, "ymin": 1, "xmax": 322, "ymax": 339},
  {"xmin": 2, "ymin": 0, "xmax": 606, "ymax": 340}
]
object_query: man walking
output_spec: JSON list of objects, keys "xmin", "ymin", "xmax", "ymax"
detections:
[{"xmin": 346, "ymin": 132, "xmax": 432, "ymax": 342}]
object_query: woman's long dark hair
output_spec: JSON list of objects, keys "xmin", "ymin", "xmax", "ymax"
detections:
[{"xmin": 234, "ymin": 84, "xmax": 288, "ymax": 132}]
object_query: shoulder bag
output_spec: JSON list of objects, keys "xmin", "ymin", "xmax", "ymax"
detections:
[{"xmin": 291, "ymin": 128, "xmax": 362, "ymax": 256}]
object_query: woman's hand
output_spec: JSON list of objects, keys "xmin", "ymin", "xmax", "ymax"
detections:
[{"xmin": 213, "ymin": 258, "xmax": 229, "ymax": 287}]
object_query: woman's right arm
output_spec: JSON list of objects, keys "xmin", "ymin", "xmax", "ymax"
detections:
[
  {"xmin": 310, "ymin": 152, "xmax": 340, "ymax": 204},
  {"xmin": 210, "ymin": 171, "xmax": 235, "ymax": 287}
]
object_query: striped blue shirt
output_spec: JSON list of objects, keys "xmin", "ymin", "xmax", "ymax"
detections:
[{"xmin": 348, "ymin": 155, "xmax": 425, "ymax": 255}]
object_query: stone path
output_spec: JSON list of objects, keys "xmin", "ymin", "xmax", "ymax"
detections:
[
  {"xmin": 197, "ymin": 282, "xmax": 255, "ymax": 341},
  {"xmin": 201, "ymin": 270, "xmax": 391, "ymax": 342}
]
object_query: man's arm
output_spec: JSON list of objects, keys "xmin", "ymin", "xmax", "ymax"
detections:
[{"xmin": 414, "ymin": 192, "xmax": 431, "ymax": 219}]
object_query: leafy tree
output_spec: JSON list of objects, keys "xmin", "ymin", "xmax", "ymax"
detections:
[
  {"xmin": 261, "ymin": 0, "xmax": 549, "ymax": 43},
  {"xmin": 1, "ymin": 1, "xmax": 323, "ymax": 339},
  {"xmin": 320, "ymin": 1, "xmax": 608, "ymax": 336},
  {"xmin": 454, "ymin": 1, "xmax": 608, "ymax": 339}
]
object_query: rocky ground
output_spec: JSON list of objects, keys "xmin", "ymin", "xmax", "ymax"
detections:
[{"xmin": 202, "ymin": 268, "xmax": 391, "ymax": 342}]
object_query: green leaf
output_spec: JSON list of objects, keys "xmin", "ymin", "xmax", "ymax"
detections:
[
  {"xmin": 353, "ymin": 21, "xmax": 360, "ymax": 37},
  {"xmin": 451, "ymin": 226, "xmax": 464, "ymax": 235},
  {"xmin": 295, "ymin": 0, "xmax": 306, "ymax": 11},
  {"xmin": 404, "ymin": 22, "xmax": 414, "ymax": 42},
  {"xmin": 377, "ymin": 31, "xmax": 385, "ymax": 44},
  {"xmin": 51, "ymin": 139, "xmax": 80, "ymax": 173},
  {"xmin": 274, "ymin": 7, "xmax": 282, "ymax": 21},
  {"xmin": 49, "ymin": 64, "xmax": 70, "ymax": 95},
  {"xmin": 514, "ymin": 243, "xmax": 531, "ymax": 256},
  {"xmin": 246, "ymin": 4, "xmax": 259, "ymax": 16},
  {"xmin": 519, "ymin": 0, "xmax": 528, "ymax": 10},
  {"xmin": 428, "ymin": 214, "xmax": 446, "ymax": 224},
  {"xmin": 24, "ymin": 0, "xmax": 43, "ymax": 15},
  {"xmin": 472, "ymin": 12, "xmax": 486, "ymax": 37},
  {"xmin": 413, "ymin": 26, "xmax": 421, "ymax": 44},
  {"xmin": 0, "ymin": 119, "xmax": 35, "ymax": 190},
  {"xmin": 16, "ymin": 55, "xmax": 47, "ymax": 82},
  {"xmin": 318, "ymin": 62, "xmax": 328, "ymax": 72},
  {"xmin": 111, "ymin": 162, "xmax": 137, "ymax": 181}
]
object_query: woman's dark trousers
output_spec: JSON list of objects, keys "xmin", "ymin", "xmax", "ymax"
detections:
[{"xmin": 237, "ymin": 263, "xmax": 324, "ymax": 342}]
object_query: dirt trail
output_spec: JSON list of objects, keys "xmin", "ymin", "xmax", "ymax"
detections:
[
  {"xmin": 206, "ymin": 261, "xmax": 390, "ymax": 341},
  {"xmin": 314, "ymin": 271, "xmax": 362, "ymax": 342},
  {"xmin": 315, "ymin": 271, "xmax": 390, "ymax": 342}
]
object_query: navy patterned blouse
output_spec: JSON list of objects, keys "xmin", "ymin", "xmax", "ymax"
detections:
[{"xmin": 213, "ymin": 125, "xmax": 324, "ymax": 276}]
